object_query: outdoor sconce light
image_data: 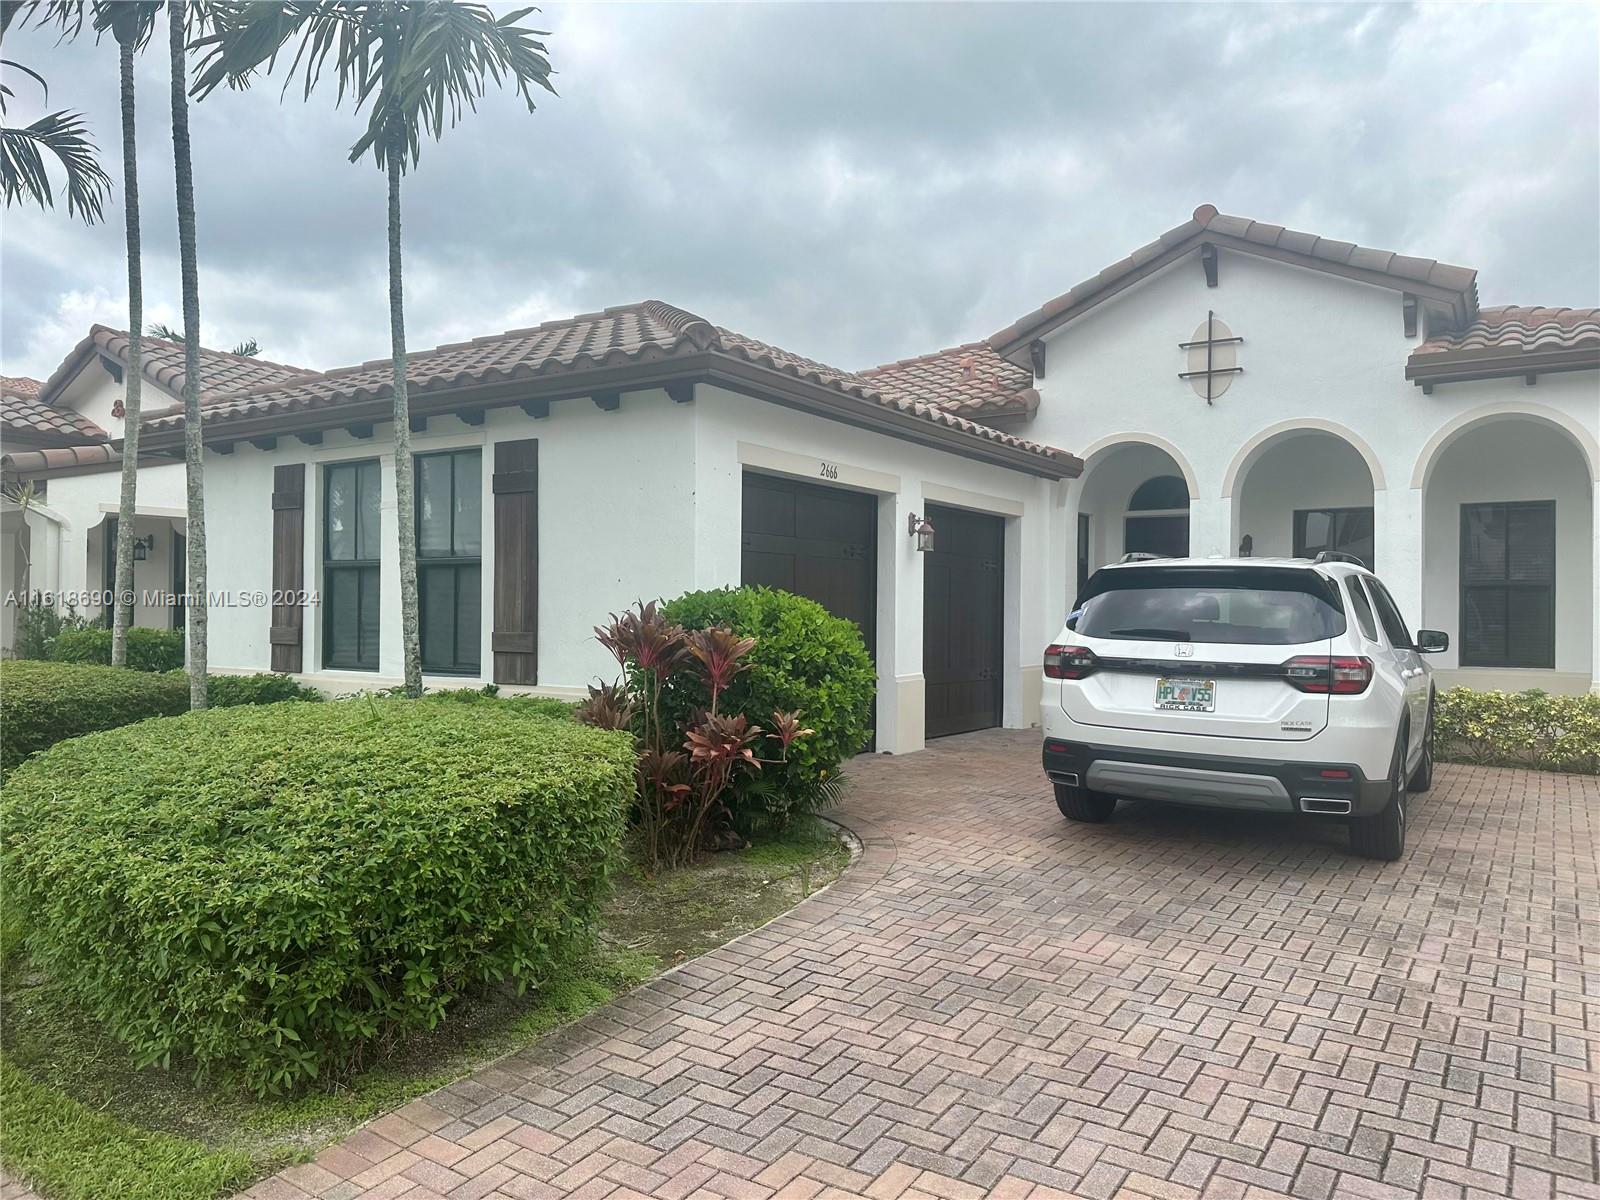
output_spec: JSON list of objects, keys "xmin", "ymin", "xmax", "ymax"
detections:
[
  {"xmin": 132, "ymin": 534, "xmax": 155, "ymax": 562},
  {"xmin": 907, "ymin": 512, "xmax": 936, "ymax": 553}
]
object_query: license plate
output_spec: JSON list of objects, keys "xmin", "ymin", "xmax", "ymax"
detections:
[{"xmin": 1155, "ymin": 677, "xmax": 1215, "ymax": 712}]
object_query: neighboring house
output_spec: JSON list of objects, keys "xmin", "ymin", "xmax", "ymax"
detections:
[
  {"xmin": 0, "ymin": 330, "xmax": 319, "ymax": 644},
  {"xmin": 970, "ymin": 206, "xmax": 1597, "ymax": 696},
  {"xmin": 3, "ymin": 208, "xmax": 1595, "ymax": 750}
]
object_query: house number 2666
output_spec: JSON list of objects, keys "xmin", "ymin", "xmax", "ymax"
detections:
[{"xmin": 819, "ymin": 461, "xmax": 840, "ymax": 480}]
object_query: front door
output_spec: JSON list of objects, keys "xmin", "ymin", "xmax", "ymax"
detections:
[
  {"xmin": 923, "ymin": 504, "xmax": 1004, "ymax": 738},
  {"xmin": 1124, "ymin": 514, "xmax": 1189, "ymax": 558}
]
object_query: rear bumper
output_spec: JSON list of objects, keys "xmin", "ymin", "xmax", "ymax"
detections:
[{"xmin": 1042, "ymin": 738, "xmax": 1394, "ymax": 816}]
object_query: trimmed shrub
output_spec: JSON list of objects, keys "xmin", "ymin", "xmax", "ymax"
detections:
[
  {"xmin": 660, "ymin": 587, "xmax": 875, "ymax": 830},
  {"xmin": 11, "ymin": 603, "xmax": 93, "ymax": 662},
  {"xmin": 0, "ymin": 660, "xmax": 189, "ymax": 771},
  {"xmin": 0, "ymin": 699, "xmax": 634, "ymax": 1095},
  {"xmin": 50, "ymin": 627, "xmax": 186, "ymax": 673},
  {"xmin": 419, "ymin": 685, "xmax": 575, "ymax": 720},
  {"xmin": 1434, "ymin": 687, "xmax": 1600, "ymax": 775},
  {"xmin": 207, "ymin": 673, "xmax": 323, "ymax": 707}
]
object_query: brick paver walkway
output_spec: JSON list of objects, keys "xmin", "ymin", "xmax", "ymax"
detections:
[{"xmin": 155, "ymin": 734, "xmax": 1600, "ymax": 1196}]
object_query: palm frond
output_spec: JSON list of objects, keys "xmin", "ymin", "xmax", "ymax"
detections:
[
  {"xmin": 189, "ymin": 2, "xmax": 554, "ymax": 171},
  {"xmin": 0, "ymin": 108, "xmax": 110, "ymax": 221},
  {"xmin": 145, "ymin": 322, "xmax": 260, "ymax": 358}
]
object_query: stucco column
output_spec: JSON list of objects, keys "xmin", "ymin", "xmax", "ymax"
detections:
[
  {"xmin": 1374, "ymin": 486, "xmax": 1424, "ymax": 632},
  {"xmin": 876, "ymin": 488, "xmax": 924, "ymax": 755},
  {"xmin": 1189, "ymin": 492, "xmax": 1231, "ymax": 558},
  {"xmin": 1592, "ymin": 484, "xmax": 1600, "ymax": 693}
]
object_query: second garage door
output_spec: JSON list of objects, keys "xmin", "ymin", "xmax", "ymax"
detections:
[
  {"xmin": 740, "ymin": 473, "xmax": 877, "ymax": 658},
  {"xmin": 923, "ymin": 504, "xmax": 1004, "ymax": 738}
]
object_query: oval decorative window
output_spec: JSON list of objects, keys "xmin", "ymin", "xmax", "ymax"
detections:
[{"xmin": 1181, "ymin": 312, "xmax": 1241, "ymax": 401}]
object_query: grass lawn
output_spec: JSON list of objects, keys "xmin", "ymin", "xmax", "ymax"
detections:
[{"xmin": 0, "ymin": 818, "xmax": 850, "ymax": 1200}]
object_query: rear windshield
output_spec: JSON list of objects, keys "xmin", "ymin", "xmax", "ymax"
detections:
[{"xmin": 1073, "ymin": 567, "xmax": 1346, "ymax": 645}]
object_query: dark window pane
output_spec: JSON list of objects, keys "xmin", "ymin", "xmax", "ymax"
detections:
[
  {"xmin": 326, "ymin": 569, "xmax": 359, "ymax": 666},
  {"xmin": 357, "ymin": 565, "xmax": 380, "ymax": 666},
  {"xmin": 1506, "ymin": 588, "xmax": 1554, "ymax": 668},
  {"xmin": 326, "ymin": 464, "xmax": 355, "ymax": 560},
  {"xmin": 417, "ymin": 454, "xmax": 452, "ymax": 557},
  {"xmin": 1507, "ymin": 505, "xmax": 1554, "ymax": 582},
  {"xmin": 357, "ymin": 461, "xmax": 382, "ymax": 560},
  {"xmin": 1462, "ymin": 505, "xmax": 1506, "ymax": 584},
  {"xmin": 454, "ymin": 452, "xmax": 481, "ymax": 556},
  {"xmin": 420, "ymin": 565, "xmax": 456, "ymax": 670},
  {"xmin": 1128, "ymin": 475, "xmax": 1189, "ymax": 512},
  {"xmin": 1463, "ymin": 587, "xmax": 1508, "ymax": 664},
  {"xmin": 456, "ymin": 565, "xmax": 481, "ymax": 671}
]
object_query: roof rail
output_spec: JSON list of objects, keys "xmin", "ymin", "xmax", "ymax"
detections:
[
  {"xmin": 1312, "ymin": 550, "xmax": 1368, "ymax": 567},
  {"xmin": 1119, "ymin": 551, "xmax": 1168, "ymax": 563}
]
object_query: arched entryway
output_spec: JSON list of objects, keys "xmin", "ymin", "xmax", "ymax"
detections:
[
  {"xmin": 1073, "ymin": 439, "xmax": 1197, "ymax": 595},
  {"xmin": 1416, "ymin": 409, "xmax": 1595, "ymax": 690},
  {"xmin": 1230, "ymin": 427, "xmax": 1378, "ymax": 567}
]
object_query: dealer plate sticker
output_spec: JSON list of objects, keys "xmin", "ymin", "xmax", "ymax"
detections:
[{"xmin": 1155, "ymin": 677, "xmax": 1215, "ymax": 712}]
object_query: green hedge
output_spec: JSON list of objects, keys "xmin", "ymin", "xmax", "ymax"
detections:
[
  {"xmin": 1434, "ymin": 687, "xmax": 1600, "ymax": 775},
  {"xmin": 206, "ymin": 673, "xmax": 323, "ymax": 707},
  {"xmin": 50, "ymin": 627, "xmax": 186, "ymax": 673},
  {"xmin": 660, "ymin": 587, "xmax": 875, "ymax": 830},
  {"xmin": 0, "ymin": 699, "xmax": 633, "ymax": 1095},
  {"xmin": 0, "ymin": 661, "xmax": 190, "ymax": 771}
]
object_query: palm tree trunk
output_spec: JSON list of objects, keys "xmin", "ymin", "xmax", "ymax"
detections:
[
  {"xmin": 111, "ymin": 36, "xmax": 142, "ymax": 669},
  {"xmin": 169, "ymin": 0, "xmax": 206, "ymax": 709},
  {"xmin": 388, "ymin": 127, "xmax": 421, "ymax": 698}
]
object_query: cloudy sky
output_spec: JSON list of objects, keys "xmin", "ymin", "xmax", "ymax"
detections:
[{"xmin": 2, "ymin": 2, "xmax": 1596, "ymax": 381}]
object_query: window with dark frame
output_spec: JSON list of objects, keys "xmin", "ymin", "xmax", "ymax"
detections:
[
  {"xmin": 1460, "ymin": 500, "xmax": 1555, "ymax": 669},
  {"xmin": 416, "ymin": 448, "xmax": 482, "ymax": 675},
  {"xmin": 323, "ymin": 459, "xmax": 382, "ymax": 670},
  {"xmin": 1294, "ymin": 506, "xmax": 1375, "ymax": 570}
]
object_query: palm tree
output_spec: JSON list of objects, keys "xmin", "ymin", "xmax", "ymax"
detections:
[
  {"xmin": 194, "ymin": 2, "xmax": 555, "ymax": 697},
  {"xmin": 147, "ymin": 322, "xmax": 258, "ymax": 358},
  {"xmin": 19, "ymin": 2, "xmax": 160, "ymax": 666},
  {"xmin": 169, "ymin": 0, "xmax": 207, "ymax": 708},
  {"xmin": 0, "ymin": 2, "xmax": 111, "ymax": 221}
]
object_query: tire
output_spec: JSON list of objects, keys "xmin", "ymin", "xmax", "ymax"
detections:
[
  {"xmin": 1409, "ymin": 697, "xmax": 1435, "ymax": 794},
  {"xmin": 1055, "ymin": 783, "xmax": 1117, "ymax": 823},
  {"xmin": 1351, "ymin": 730, "xmax": 1407, "ymax": 862}
]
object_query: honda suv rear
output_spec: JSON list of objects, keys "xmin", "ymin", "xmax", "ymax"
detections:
[{"xmin": 1040, "ymin": 557, "xmax": 1448, "ymax": 860}]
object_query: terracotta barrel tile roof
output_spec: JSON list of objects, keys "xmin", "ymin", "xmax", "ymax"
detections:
[
  {"xmin": 1406, "ymin": 305, "xmax": 1600, "ymax": 385},
  {"xmin": 38, "ymin": 326, "xmax": 319, "ymax": 411},
  {"xmin": 138, "ymin": 300, "xmax": 1075, "ymax": 473},
  {"xmin": 990, "ymin": 204, "xmax": 1479, "ymax": 354},
  {"xmin": 1, "ymin": 375, "xmax": 110, "ymax": 445},
  {"xmin": 2, "ymin": 443, "xmax": 121, "ymax": 478},
  {"xmin": 1412, "ymin": 305, "xmax": 1600, "ymax": 356},
  {"xmin": 860, "ymin": 342, "xmax": 1038, "ymax": 418}
]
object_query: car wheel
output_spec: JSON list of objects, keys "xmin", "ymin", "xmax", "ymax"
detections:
[
  {"xmin": 1351, "ymin": 731, "xmax": 1407, "ymax": 862},
  {"xmin": 1409, "ymin": 699, "xmax": 1435, "ymax": 793},
  {"xmin": 1054, "ymin": 783, "xmax": 1117, "ymax": 823}
]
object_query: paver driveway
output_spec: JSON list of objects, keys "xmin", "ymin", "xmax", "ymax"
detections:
[{"xmin": 246, "ymin": 730, "xmax": 1598, "ymax": 1200}]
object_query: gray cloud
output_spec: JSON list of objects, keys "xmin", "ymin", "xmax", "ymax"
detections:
[{"xmin": 2, "ymin": 1, "xmax": 1595, "ymax": 382}]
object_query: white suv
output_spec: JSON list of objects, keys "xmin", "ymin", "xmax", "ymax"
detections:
[{"xmin": 1040, "ymin": 555, "xmax": 1449, "ymax": 860}]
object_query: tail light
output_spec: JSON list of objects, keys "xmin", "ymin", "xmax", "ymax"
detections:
[
  {"xmin": 1282, "ymin": 655, "xmax": 1373, "ymax": 694},
  {"xmin": 1044, "ymin": 643, "xmax": 1099, "ymax": 680}
]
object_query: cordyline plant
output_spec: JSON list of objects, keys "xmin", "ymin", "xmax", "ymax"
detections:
[{"xmin": 576, "ymin": 600, "xmax": 811, "ymax": 869}]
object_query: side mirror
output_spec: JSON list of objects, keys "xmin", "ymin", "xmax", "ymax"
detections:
[{"xmin": 1416, "ymin": 629, "xmax": 1449, "ymax": 654}]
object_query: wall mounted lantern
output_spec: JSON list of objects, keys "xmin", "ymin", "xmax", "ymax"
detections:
[
  {"xmin": 907, "ymin": 512, "xmax": 936, "ymax": 553},
  {"xmin": 132, "ymin": 534, "xmax": 155, "ymax": 562}
]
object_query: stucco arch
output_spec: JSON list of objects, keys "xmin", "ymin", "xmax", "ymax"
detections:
[
  {"xmin": 1074, "ymin": 432, "xmax": 1201, "ymax": 501},
  {"xmin": 1221, "ymin": 419, "xmax": 1387, "ymax": 500},
  {"xmin": 1410, "ymin": 401, "xmax": 1600, "ymax": 490}
]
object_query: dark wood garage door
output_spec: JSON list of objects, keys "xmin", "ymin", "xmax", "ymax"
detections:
[
  {"xmin": 923, "ymin": 504, "xmax": 1003, "ymax": 738},
  {"xmin": 741, "ymin": 473, "xmax": 876, "ymax": 659}
]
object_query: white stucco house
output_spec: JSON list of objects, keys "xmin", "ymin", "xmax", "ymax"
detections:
[{"xmin": 4, "ymin": 206, "xmax": 1597, "ymax": 754}]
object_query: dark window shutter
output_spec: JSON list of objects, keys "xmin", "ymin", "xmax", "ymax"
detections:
[
  {"xmin": 270, "ymin": 464, "xmax": 306, "ymax": 673},
  {"xmin": 492, "ymin": 439, "xmax": 538, "ymax": 684}
]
